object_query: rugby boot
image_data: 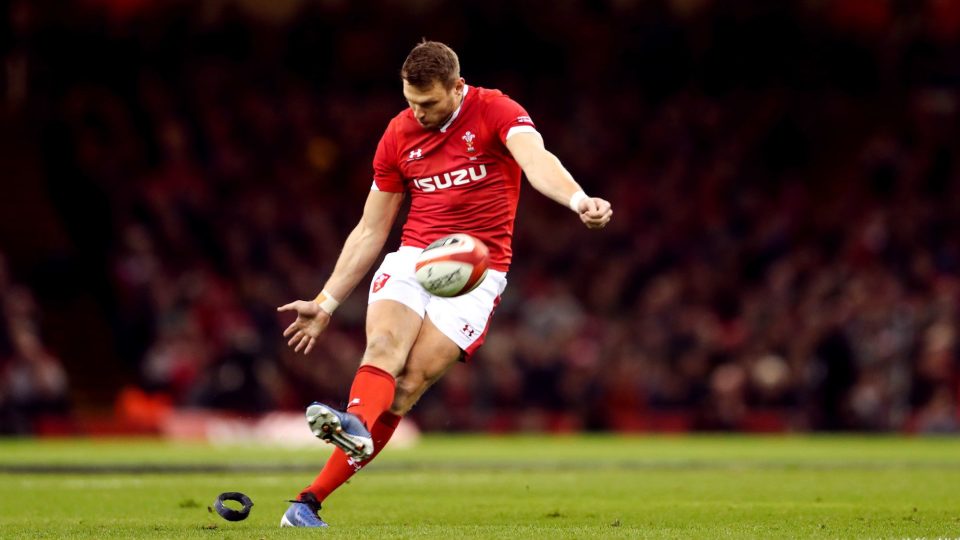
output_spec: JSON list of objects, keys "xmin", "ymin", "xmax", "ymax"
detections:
[
  {"xmin": 280, "ymin": 492, "xmax": 328, "ymax": 528},
  {"xmin": 305, "ymin": 402, "xmax": 374, "ymax": 461}
]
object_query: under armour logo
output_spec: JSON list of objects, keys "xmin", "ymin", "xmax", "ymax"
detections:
[
  {"xmin": 462, "ymin": 324, "xmax": 476, "ymax": 338},
  {"xmin": 408, "ymin": 148, "xmax": 423, "ymax": 160}
]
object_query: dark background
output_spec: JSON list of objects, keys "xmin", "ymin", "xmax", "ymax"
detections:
[{"xmin": 1, "ymin": 0, "xmax": 959, "ymax": 434}]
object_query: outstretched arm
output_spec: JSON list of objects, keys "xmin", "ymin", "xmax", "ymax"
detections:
[
  {"xmin": 506, "ymin": 131, "xmax": 612, "ymax": 229},
  {"xmin": 319, "ymin": 190, "xmax": 405, "ymax": 301},
  {"xmin": 277, "ymin": 190, "xmax": 404, "ymax": 354}
]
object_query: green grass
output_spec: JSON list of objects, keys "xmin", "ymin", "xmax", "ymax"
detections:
[{"xmin": 1, "ymin": 435, "xmax": 959, "ymax": 538}]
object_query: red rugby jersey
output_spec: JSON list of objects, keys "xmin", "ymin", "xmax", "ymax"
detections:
[{"xmin": 371, "ymin": 85, "xmax": 537, "ymax": 272}]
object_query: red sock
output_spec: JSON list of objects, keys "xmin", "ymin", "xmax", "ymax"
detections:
[
  {"xmin": 346, "ymin": 365, "xmax": 396, "ymax": 429},
  {"xmin": 300, "ymin": 411, "xmax": 402, "ymax": 502}
]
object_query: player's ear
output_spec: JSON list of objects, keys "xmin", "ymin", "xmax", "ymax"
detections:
[{"xmin": 455, "ymin": 78, "xmax": 465, "ymax": 94}]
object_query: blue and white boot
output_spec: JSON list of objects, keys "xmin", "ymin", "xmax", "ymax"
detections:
[
  {"xmin": 305, "ymin": 402, "xmax": 374, "ymax": 461},
  {"xmin": 280, "ymin": 493, "xmax": 328, "ymax": 528}
]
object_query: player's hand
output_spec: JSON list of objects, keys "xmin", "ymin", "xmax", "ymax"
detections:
[
  {"xmin": 276, "ymin": 300, "xmax": 332, "ymax": 354},
  {"xmin": 578, "ymin": 197, "xmax": 612, "ymax": 229}
]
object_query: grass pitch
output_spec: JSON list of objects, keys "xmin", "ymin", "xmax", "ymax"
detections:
[{"xmin": 1, "ymin": 435, "xmax": 959, "ymax": 538}]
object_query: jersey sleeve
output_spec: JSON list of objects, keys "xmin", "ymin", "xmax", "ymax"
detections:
[
  {"xmin": 371, "ymin": 120, "xmax": 405, "ymax": 192},
  {"xmin": 485, "ymin": 95, "xmax": 538, "ymax": 145}
]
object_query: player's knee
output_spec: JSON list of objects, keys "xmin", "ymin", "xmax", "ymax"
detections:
[
  {"xmin": 390, "ymin": 372, "xmax": 428, "ymax": 415},
  {"xmin": 361, "ymin": 333, "xmax": 405, "ymax": 375},
  {"xmin": 388, "ymin": 398, "xmax": 409, "ymax": 416}
]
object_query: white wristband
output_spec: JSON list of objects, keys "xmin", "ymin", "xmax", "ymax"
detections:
[
  {"xmin": 569, "ymin": 190, "xmax": 588, "ymax": 213},
  {"xmin": 314, "ymin": 289, "xmax": 340, "ymax": 315}
]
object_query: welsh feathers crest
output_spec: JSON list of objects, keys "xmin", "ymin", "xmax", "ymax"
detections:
[{"xmin": 462, "ymin": 131, "xmax": 476, "ymax": 153}]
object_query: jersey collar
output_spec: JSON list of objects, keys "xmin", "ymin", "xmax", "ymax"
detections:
[{"xmin": 439, "ymin": 85, "xmax": 469, "ymax": 133}]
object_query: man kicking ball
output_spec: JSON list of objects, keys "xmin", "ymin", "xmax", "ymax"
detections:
[{"xmin": 277, "ymin": 40, "xmax": 612, "ymax": 527}]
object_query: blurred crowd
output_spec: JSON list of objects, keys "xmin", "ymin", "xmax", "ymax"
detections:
[
  {"xmin": 3, "ymin": 0, "xmax": 960, "ymax": 433},
  {"xmin": 0, "ymin": 253, "xmax": 70, "ymax": 433}
]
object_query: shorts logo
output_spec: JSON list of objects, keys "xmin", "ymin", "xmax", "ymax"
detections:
[
  {"xmin": 461, "ymin": 324, "xmax": 477, "ymax": 338},
  {"xmin": 372, "ymin": 273, "xmax": 391, "ymax": 293}
]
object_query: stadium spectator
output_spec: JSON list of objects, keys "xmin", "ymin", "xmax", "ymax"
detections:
[{"xmin": 0, "ymin": 254, "xmax": 70, "ymax": 434}]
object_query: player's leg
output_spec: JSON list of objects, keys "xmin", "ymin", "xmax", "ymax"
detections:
[
  {"xmin": 312, "ymin": 311, "xmax": 471, "ymax": 475},
  {"xmin": 283, "ymin": 300, "xmax": 422, "ymax": 527},
  {"xmin": 355, "ymin": 314, "xmax": 463, "ymax": 464},
  {"xmin": 391, "ymin": 268, "xmax": 508, "ymax": 415},
  {"xmin": 290, "ymin": 281, "xmax": 502, "ymax": 521},
  {"xmin": 284, "ymin": 249, "xmax": 432, "ymax": 527},
  {"xmin": 306, "ymin": 299, "xmax": 422, "ymax": 459},
  {"xmin": 390, "ymin": 314, "xmax": 463, "ymax": 415},
  {"xmin": 296, "ymin": 314, "xmax": 462, "ymax": 515},
  {"xmin": 313, "ymin": 311, "xmax": 464, "ymax": 468},
  {"xmin": 306, "ymin": 298, "xmax": 421, "ymax": 457},
  {"xmin": 283, "ymin": 253, "xmax": 504, "ymax": 527}
]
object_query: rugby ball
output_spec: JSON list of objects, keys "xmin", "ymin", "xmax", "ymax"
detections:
[{"xmin": 415, "ymin": 234, "xmax": 490, "ymax": 297}]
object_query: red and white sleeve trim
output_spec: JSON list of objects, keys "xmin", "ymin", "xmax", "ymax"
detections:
[{"xmin": 505, "ymin": 125, "xmax": 538, "ymax": 141}]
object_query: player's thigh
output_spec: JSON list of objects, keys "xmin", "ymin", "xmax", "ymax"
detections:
[
  {"xmin": 392, "ymin": 315, "xmax": 462, "ymax": 409},
  {"xmin": 362, "ymin": 247, "xmax": 432, "ymax": 376},
  {"xmin": 362, "ymin": 299, "xmax": 424, "ymax": 376}
]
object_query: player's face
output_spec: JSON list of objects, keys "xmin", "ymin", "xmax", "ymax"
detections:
[{"xmin": 403, "ymin": 78, "xmax": 465, "ymax": 130}]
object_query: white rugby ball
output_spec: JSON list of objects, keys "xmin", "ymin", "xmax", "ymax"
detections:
[{"xmin": 415, "ymin": 233, "xmax": 490, "ymax": 297}]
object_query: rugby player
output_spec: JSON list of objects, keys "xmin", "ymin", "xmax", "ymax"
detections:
[{"xmin": 278, "ymin": 40, "xmax": 612, "ymax": 527}]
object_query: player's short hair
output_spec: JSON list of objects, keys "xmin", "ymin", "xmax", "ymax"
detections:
[{"xmin": 401, "ymin": 40, "xmax": 460, "ymax": 90}]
